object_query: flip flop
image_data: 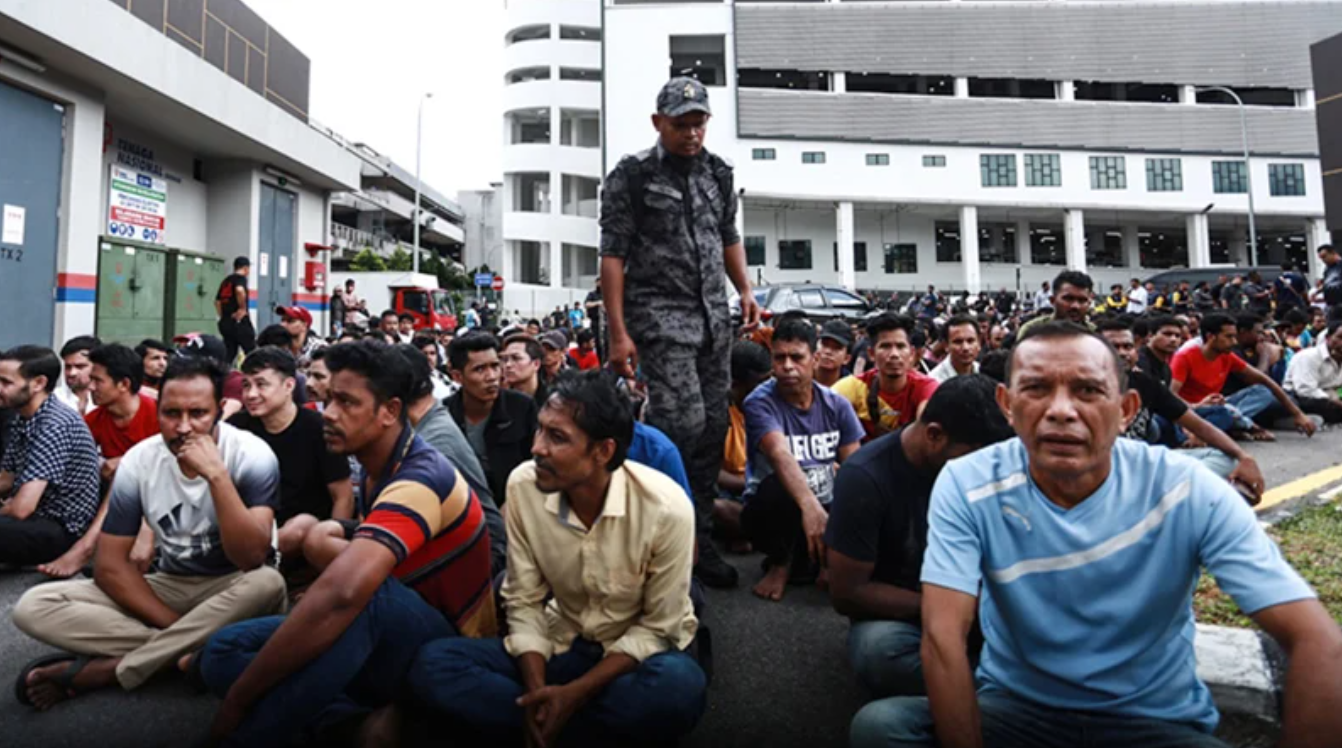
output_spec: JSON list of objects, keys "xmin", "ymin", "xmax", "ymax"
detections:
[{"xmin": 14, "ymin": 653, "xmax": 90, "ymax": 707}]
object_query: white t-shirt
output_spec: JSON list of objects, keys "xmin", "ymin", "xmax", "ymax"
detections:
[
  {"xmin": 1127, "ymin": 286, "xmax": 1149, "ymax": 314},
  {"xmin": 103, "ymin": 422, "xmax": 280, "ymax": 576}
]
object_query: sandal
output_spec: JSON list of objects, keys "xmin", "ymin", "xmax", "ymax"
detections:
[{"xmin": 14, "ymin": 654, "xmax": 90, "ymax": 707}]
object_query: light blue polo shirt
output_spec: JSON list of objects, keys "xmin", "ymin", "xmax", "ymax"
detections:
[{"xmin": 922, "ymin": 437, "xmax": 1314, "ymax": 732}]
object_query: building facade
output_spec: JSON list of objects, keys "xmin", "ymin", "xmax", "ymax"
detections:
[
  {"xmin": 0, "ymin": 0, "xmax": 360, "ymax": 349},
  {"xmin": 602, "ymin": 0, "xmax": 1342, "ymax": 297},
  {"xmin": 1315, "ymin": 32, "xmax": 1342, "ymax": 239}
]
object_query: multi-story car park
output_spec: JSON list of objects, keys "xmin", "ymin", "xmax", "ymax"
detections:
[
  {"xmin": 1316, "ymin": 31, "xmax": 1342, "ymax": 239},
  {"xmin": 0, "ymin": 0, "xmax": 361, "ymax": 349},
  {"xmin": 600, "ymin": 0, "xmax": 1342, "ymax": 297}
]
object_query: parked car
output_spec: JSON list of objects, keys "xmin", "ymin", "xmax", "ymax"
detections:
[
  {"xmin": 730, "ymin": 284, "xmax": 875, "ymax": 325},
  {"xmin": 1142, "ymin": 266, "xmax": 1284, "ymax": 291}
]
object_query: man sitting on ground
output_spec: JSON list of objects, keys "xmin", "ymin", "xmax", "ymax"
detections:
[
  {"xmin": 136, "ymin": 338, "xmax": 171, "ymax": 400},
  {"xmin": 54, "ymin": 335, "xmax": 100, "ymax": 416},
  {"xmin": 0, "ymin": 346, "xmax": 101, "ymax": 568},
  {"xmin": 13, "ymin": 355, "xmax": 285, "ymax": 710},
  {"xmin": 446, "ymin": 332, "xmax": 539, "ymax": 507},
  {"xmin": 816, "ymin": 320, "xmax": 854, "ymax": 388},
  {"xmin": 409, "ymin": 370, "xmax": 707, "ymax": 747},
  {"xmin": 501, "ymin": 333, "xmax": 547, "ymax": 403},
  {"xmin": 1017, "ymin": 270, "xmax": 1095, "ymax": 336},
  {"xmin": 714, "ymin": 341, "xmax": 772, "ymax": 546},
  {"xmin": 574, "ymin": 329, "xmax": 601, "ymax": 371},
  {"xmin": 227, "ymin": 347, "xmax": 353, "ymax": 576},
  {"xmin": 1283, "ymin": 319, "xmax": 1342, "ymax": 424},
  {"xmin": 539, "ymin": 330, "xmax": 573, "ymax": 381},
  {"xmin": 40, "ymin": 344, "xmax": 160, "ymax": 579},
  {"xmin": 275, "ymin": 306, "xmax": 326, "ymax": 373},
  {"xmin": 835, "ymin": 314, "xmax": 938, "ymax": 441},
  {"xmin": 1170, "ymin": 313, "xmax": 1315, "ymax": 440},
  {"xmin": 928, "ymin": 316, "xmax": 981, "ymax": 383},
  {"xmin": 412, "ymin": 334, "xmax": 457, "ymax": 401},
  {"xmin": 849, "ymin": 322, "xmax": 1342, "ymax": 748},
  {"xmin": 198, "ymin": 341, "xmax": 496, "ymax": 746},
  {"xmin": 742, "ymin": 317, "xmax": 864, "ymax": 601},
  {"xmin": 1139, "ymin": 315, "xmax": 1182, "ymax": 386},
  {"xmin": 827, "ymin": 375, "xmax": 1013, "ymax": 701}
]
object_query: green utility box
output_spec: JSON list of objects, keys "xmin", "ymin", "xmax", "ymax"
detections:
[{"xmin": 95, "ymin": 237, "xmax": 228, "ymax": 345}]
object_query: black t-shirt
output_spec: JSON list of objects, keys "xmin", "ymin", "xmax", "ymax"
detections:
[
  {"xmin": 1138, "ymin": 348, "xmax": 1172, "ymax": 387},
  {"xmin": 1125, "ymin": 369, "xmax": 1189, "ymax": 442},
  {"xmin": 217, "ymin": 273, "xmax": 248, "ymax": 317},
  {"xmin": 825, "ymin": 428, "xmax": 936, "ymax": 612},
  {"xmin": 227, "ymin": 407, "xmax": 350, "ymax": 524},
  {"xmin": 585, "ymin": 289, "xmax": 603, "ymax": 332}
]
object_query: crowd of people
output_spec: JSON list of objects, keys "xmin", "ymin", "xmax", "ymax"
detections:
[{"xmin": 2, "ymin": 74, "xmax": 1342, "ymax": 748}]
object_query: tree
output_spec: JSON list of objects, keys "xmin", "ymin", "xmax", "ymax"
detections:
[
  {"xmin": 387, "ymin": 248, "xmax": 413, "ymax": 271},
  {"xmin": 350, "ymin": 248, "xmax": 386, "ymax": 272}
]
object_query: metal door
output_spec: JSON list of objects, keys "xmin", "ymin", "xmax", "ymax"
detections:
[
  {"xmin": 170, "ymin": 252, "xmax": 226, "ymax": 339},
  {"xmin": 96, "ymin": 241, "xmax": 168, "ymax": 344},
  {"xmin": 256, "ymin": 183, "xmax": 296, "ymax": 330},
  {"xmin": 0, "ymin": 81, "xmax": 64, "ymax": 350}
]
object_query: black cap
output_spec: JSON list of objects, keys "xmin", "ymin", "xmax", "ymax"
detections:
[
  {"xmin": 233, "ymin": 256, "xmax": 250, "ymax": 270},
  {"xmin": 657, "ymin": 77, "xmax": 711, "ymax": 118},
  {"xmin": 819, "ymin": 320, "xmax": 853, "ymax": 350},
  {"xmin": 174, "ymin": 333, "xmax": 229, "ymax": 366}
]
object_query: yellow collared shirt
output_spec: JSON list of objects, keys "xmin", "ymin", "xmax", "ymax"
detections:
[{"xmin": 501, "ymin": 461, "xmax": 698, "ymax": 663}]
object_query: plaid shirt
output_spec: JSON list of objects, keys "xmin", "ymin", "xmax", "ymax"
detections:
[
  {"xmin": 0, "ymin": 396, "xmax": 101, "ymax": 536},
  {"xmin": 297, "ymin": 332, "xmax": 327, "ymax": 371}
]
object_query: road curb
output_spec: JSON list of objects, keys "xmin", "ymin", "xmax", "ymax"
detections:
[{"xmin": 1196, "ymin": 624, "xmax": 1282, "ymax": 724}]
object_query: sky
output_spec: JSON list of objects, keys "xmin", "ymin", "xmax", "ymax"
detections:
[{"xmin": 246, "ymin": 0, "xmax": 505, "ymax": 198}]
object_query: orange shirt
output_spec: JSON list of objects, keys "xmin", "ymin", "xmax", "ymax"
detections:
[{"xmin": 722, "ymin": 404, "xmax": 747, "ymax": 477}]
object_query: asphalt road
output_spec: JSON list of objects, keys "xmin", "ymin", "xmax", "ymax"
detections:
[{"xmin": 2, "ymin": 428, "xmax": 1339, "ymax": 747}]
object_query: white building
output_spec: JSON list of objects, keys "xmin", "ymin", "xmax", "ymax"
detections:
[
  {"xmin": 500, "ymin": 0, "xmax": 603, "ymax": 315},
  {"xmin": 0, "ymin": 0, "xmax": 360, "ymax": 349},
  {"xmin": 601, "ymin": 0, "xmax": 1342, "ymax": 298}
]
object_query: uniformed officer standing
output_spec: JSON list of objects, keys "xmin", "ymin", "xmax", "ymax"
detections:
[{"xmin": 600, "ymin": 77, "xmax": 762, "ymax": 588}]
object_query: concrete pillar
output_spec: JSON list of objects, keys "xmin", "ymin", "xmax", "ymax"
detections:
[
  {"xmin": 1187, "ymin": 213, "xmax": 1211, "ymax": 269},
  {"xmin": 831, "ymin": 72, "xmax": 846, "ymax": 94},
  {"xmin": 1122, "ymin": 224, "xmax": 1141, "ymax": 269},
  {"xmin": 836, "ymin": 201, "xmax": 857, "ymax": 291},
  {"xmin": 1307, "ymin": 217, "xmax": 1330, "ymax": 281},
  {"xmin": 1016, "ymin": 220, "xmax": 1033, "ymax": 265},
  {"xmin": 1228, "ymin": 231, "xmax": 1248, "ymax": 267},
  {"xmin": 1179, "ymin": 85, "xmax": 1198, "ymax": 105},
  {"xmin": 960, "ymin": 205, "xmax": 981, "ymax": 294},
  {"xmin": 1299, "ymin": 89, "xmax": 1316, "ymax": 110},
  {"xmin": 501, "ymin": 240, "xmax": 515, "ymax": 282},
  {"xmin": 548, "ymin": 241, "xmax": 562, "ymax": 288},
  {"xmin": 1064, "ymin": 209, "xmax": 1087, "ymax": 273},
  {"xmin": 954, "ymin": 77, "xmax": 969, "ymax": 99},
  {"xmin": 1058, "ymin": 80, "xmax": 1075, "ymax": 101}
]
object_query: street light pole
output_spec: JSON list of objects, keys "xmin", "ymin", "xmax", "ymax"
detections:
[
  {"xmin": 413, "ymin": 92, "xmax": 433, "ymax": 275},
  {"xmin": 1197, "ymin": 86, "xmax": 1257, "ymax": 266}
]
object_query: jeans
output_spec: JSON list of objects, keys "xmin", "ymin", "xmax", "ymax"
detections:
[
  {"xmin": 849, "ymin": 620, "xmax": 926, "ymax": 698},
  {"xmin": 199, "ymin": 578, "xmax": 456, "ymax": 748},
  {"xmin": 408, "ymin": 637, "xmax": 707, "ymax": 747},
  {"xmin": 1295, "ymin": 395, "xmax": 1342, "ymax": 424},
  {"xmin": 1195, "ymin": 384, "xmax": 1276, "ymax": 432},
  {"xmin": 1182, "ymin": 448, "xmax": 1236, "ymax": 479},
  {"xmin": 849, "ymin": 689, "xmax": 1229, "ymax": 748}
]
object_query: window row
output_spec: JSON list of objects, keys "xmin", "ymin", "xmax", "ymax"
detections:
[
  {"xmin": 753, "ymin": 148, "xmax": 947, "ymax": 167},
  {"xmin": 745, "ymin": 237, "xmax": 916, "ymax": 273},
  {"xmin": 980, "ymin": 155, "xmax": 1306, "ymax": 196}
]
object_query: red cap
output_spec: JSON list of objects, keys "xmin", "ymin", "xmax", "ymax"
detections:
[{"xmin": 275, "ymin": 306, "xmax": 313, "ymax": 327}]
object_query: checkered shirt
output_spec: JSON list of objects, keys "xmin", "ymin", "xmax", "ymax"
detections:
[{"xmin": 0, "ymin": 396, "xmax": 101, "ymax": 536}]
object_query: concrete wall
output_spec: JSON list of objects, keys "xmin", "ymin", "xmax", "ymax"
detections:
[{"xmin": 101, "ymin": 119, "xmax": 211, "ymax": 253}]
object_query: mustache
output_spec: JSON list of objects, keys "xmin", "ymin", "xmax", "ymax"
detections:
[{"xmin": 323, "ymin": 426, "xmax": 345, "ymax": 440}]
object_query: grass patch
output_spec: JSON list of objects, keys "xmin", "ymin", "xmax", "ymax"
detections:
[{"xmin": 1195, "ymin": 502, "xmax": 1342, "ymax": 628}]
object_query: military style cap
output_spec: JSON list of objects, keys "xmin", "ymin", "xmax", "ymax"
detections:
[{"xmin": 657, "ymin": 77, "xmax": 712, "ymax": 118}]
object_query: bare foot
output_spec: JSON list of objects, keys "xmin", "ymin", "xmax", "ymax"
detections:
[
  {"xmin": 816, "ymin": 567, "xmax": 830, "ymax": 592},
  {"xmin": 25, "ymin": 657, "xmax": 118, "ymax": 711},
  {"xmin": 37, "ymin": 544, "xmax": 94, "ymax": 579},
  {"xmin": 1248, "ymin": 426, "xmax": 1276, "ymax": 442},
  {"xmin": 752, "ymin": 565, "xmax": 789, "ymax": 602},
  {"xmin": 357, "ymin": 703, "xmax": 402, "ymax": 748}
]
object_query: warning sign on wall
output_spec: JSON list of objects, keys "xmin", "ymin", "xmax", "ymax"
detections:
[{"xmin": 108, "ymin": 164, "xmax": 168, "ymax": 245}]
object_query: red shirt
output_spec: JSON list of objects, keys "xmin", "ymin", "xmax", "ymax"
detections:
[
  {"xmin": 574, "ymin": 349, "xmax": 600, "ymax": 371},
  {"xmin": 84, "ymin": 395, "xmax": 159, "ymax": 459},
  {"xmin": 1170, "ymin": 347, "xmax": 1248, "ymax": 404},
  {"xmin": 835, "ymin": 369, "xmax": 939, "ymax": 440}
]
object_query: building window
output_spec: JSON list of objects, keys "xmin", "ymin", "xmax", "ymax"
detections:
[
  {"xmin": 559, "ymin": 68, "xmax": 602, "ymax": 82},
  {"xmin": 745, "ymin": 236, "xmax": 766, "ymax": 266},
  {"xmin": 669, "ymin": 35, "xmax": 726, "ymax": 86},
  {"xmin": 1029, "ymin": 225, "xmax": 1065, "ymax": 266},
  {"xmin": 1146, "ymin": 158, "xmax": 1183, "ymax": 192},
  {"xmin": 1089, "ymin": 157, "xmax": 1127, "ymax": 190},
  {"xmin": 778, "ymin": 240, "xmax": 812, "ymax": 270},
  {"xmin": 802, "ymin": 152, "xmax": 826, "ymax": 165},
  {"xmin": 1074, "ymin": 81, "xmax": 1179, "ymax": 103},
  {"xmin": 978, "ymin": 223, "xmax": 1018, "ymax": 264},
  {"xmin": 846, "ymin": 72, "xmax": 955, "ymax": 96},
  {"xmin": 935, "ymin": 222, "xmax": 961, "ymax": 262},
  {"xmin": 968, "ymin": 77, "xmax": 1056, "ymax": 100},
  {"xmin": 752, "ymin": 148, "xmax": 776, "ymax": 161},
  {"xmin": 559, "ymin": 26, "xmax": 602, "ymax": 42},
  {"xmin": 922, "ymin": 155, "xmax": 946, "ymax": 168},
  {"xmin": 1269, "ymin": 163, "xmax": 1306, "ymax": 197},
  {"xmin": 981, "ymin": 155, "xmax": 1017, "ymax": 187},
  {"xmin": 1212, "ymin": 161, "xmax": 1247, "ymax": 194},
  {"xmin": 737, "ymin": 69, "xmax": 828, "ymax": 91},
  {"xmin": 1024, "ymin": 154, "xmax": 1061, "ymax": 187},
  {"xmin": 832, "ymin": 242, "xmax": 868, "ymax": 272},
  {"xmin": 866, "ymin": 154, "xmax": 890, "ymax": 167},
  {"xmin": 884, "ymin": 243, "xmax": 918, "ymax": 274}
]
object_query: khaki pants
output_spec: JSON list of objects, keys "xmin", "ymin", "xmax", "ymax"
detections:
[{"xmin": 13, "ymin": 567, "xmax": 286, "ymax": 690}]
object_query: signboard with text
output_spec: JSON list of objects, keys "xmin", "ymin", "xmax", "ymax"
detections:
[
  {"xmin": 108, "ymin": 164, "xmax": 168, "ymax": 245},
  {"xmin": 474, "ymin": 272, "xmax": 494, "ymax": 288}
]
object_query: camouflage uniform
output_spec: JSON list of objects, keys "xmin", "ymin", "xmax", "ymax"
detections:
[{"xmin": 599, "ymin": 135, "xmax": 739, "ymax": 534}]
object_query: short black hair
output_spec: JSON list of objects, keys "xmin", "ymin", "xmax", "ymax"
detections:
[
  {"xmin": 381, "ymin": 309, "xmax": 398, "ymax": 320},
  {"xmin": 731, "ymin": 340, "xmax": 772, "ymax": 385},
  {"xmin": 448, "ymin": 331, "xmax": 500, "ymax": 371},
  {"xmin": 1327, "ymin": 318, "xmax": 1342, "ymax": 338},
  {"xmin": 398, "ymin": 312, "xmax": 415, "ymax": 323},
  {"xmin": 502, "ymin": 334, "xmax": 544, "ymax": 365},
  {"xmin": 1095, "ymin": 317, "xmax": 1133, "ymax": 334},
  {"xmin": 1131, "ymin": 318, "xmax": 1149, "ymax": 338},
  {"xmin": 919, "ymin": 374, "xmax": 1014, "ymax": 446},
  {"xmin": 771, "ymin": 316, "xmax": 817, "ymax": 351},
  {"xmin": 89, "ymin": 343, "xmax": 143, "ymax": 394},
  {"xmin": 1235, "ymin": 314, "xmax": 1262, "ymax": 332},
  {"xmin": 1319, "ymin": 244, "xmax": 1336, "ymax": 255},
  {"xmin": 60, "ymin": 335, "xmax": 101, "ymax": 360},
  {"xmin": 310, "ymin": 346, "xmax": 329, "ymax": 363},
  {"xmin": 1283, "ymin": 309, "xmax": 1309, "ymax": 326},
  {"xmin": 978, "ymin": 349, "xmax": 1009, "ymax": 383},
  {"xmin": 527, "ymin": 319, "xmax": 541, "ymax": 327},
  {"xmin": 162, "ymin": 354, "xmax": 226, "ymax": 402},
  {"xmin": 392, "ymin": 343, "xmax": 435, "ymax": 402},
  {"xmin": 1007, "ymin": 321, "xmax": 1127, "ymax": 391},
  {"xmin": 577, "ymin": 329, "xmax": 596, "ymax": 346},
  {"xmin": 866, "ymin": 312, "xmax": 916, "ymax": 342},
  {"xmin": 135, "ymin": 339, "xmax": 171, "ymax": 358},
  {"xmin": 241, "ymin": 346, "xmax": 298, "ymax": 379},
  {"xmin": 1147, "ymin": 315, "xmax": 1180, "ymax": 334},
  {"xmin": 1201, "ymin": 313, "xmax": 1235, "ymax": 338},
  {"xmin": 943, "ymin": 315, "xmax": 978, "ymax": 343},
  {"xmin": 1053, "ymin": 270, "xmax": 1094, "ymax": 294},
  {"xmin": 411, "ymin": 335, "xmax": 437, "ymax": 351},
  {"xmin": 544, "ymin": 369, "xmax": 634, "ymax": 472},
  {"xmin": 256, "ymin": 324, "xmax": 293, "ymax": 349},
  {"xmin": 323, "ymin": 340, "xmax": 414, "ymax": 407},
  {"xmin": 0, "ymin": 345, "xmax": 62, "ymax": 393},
  {"xmin": 233, "ymin": 256, "xmax": 250, "ymax": 270}
]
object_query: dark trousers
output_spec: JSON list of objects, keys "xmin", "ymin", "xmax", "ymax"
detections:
[
  {"xmin": 0, "ymin": 515, "xmax": 74, "ymax": 566},
  {"xmin": 217, "ymin": 315, "xmax": 256, "ymax": 367},
  {"xmin": 639, "ymin": 332, "xmax": 732, "ymax": 535},
  {"xmin": 1296, "ymin": 395, "xmax": 1342, "ymax": 424},
  {"xmin": 740, "ymin": 474, "xmax": 818, "ymax": 573},
  {"xmin": 198, "ymin": 578, "xmax": 456, "ymax": 748}
]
